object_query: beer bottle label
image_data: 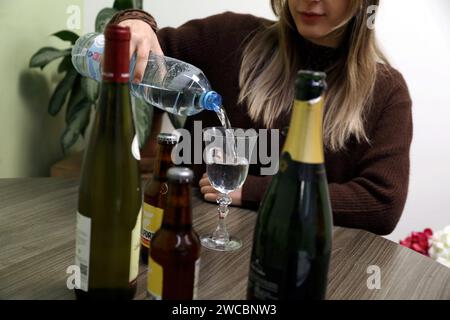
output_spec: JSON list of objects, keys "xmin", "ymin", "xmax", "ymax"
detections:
[
  {"xmin": 147, "ymin": 256, "xmax": 163, "ymax": 300},
  {"xmin": 129, "ymin": 209, "xmax": 141, "ymax": 282},
  {"xmin": 141, "ymin": 203, "xmax": 163, "ymax": 248}
]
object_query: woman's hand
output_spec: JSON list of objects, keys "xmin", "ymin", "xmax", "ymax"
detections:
[
  {"xmin": 199, "ymin": 173, "xmax": 242, "ymax": 206},
  {"xmin": 118, "ymin": 19, "xmax": 164, "ymax": 83}
]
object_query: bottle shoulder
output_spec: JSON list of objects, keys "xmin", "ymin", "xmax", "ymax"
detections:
[{"xmin": 144, "ymin": 177, "xmax": 167, "ymax": 193}]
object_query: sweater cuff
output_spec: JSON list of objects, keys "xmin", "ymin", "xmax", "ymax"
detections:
[
  {"xmin": 108, "ymin": 9, "xmax": 158, "ymax": 33},
  {"xmin": 241, "ymin": 175, "xmax": 272, "ymax": 210}
]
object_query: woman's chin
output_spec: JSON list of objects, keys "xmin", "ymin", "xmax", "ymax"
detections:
[
  {"xmin": 297, "ymin": 25, "xmax": 324, "ymax": 38},
  {"xmin": 297, "ymin": 27, "xmax": 333, "ymax": 46}
]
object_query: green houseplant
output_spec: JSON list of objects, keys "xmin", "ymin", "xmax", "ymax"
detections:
[{"xmin": 28, "ymin": 0, "xmax": 182, "ymax": 155}]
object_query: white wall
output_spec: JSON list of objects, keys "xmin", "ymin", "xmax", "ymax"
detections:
[
  {"xmin": 0, "ymin": 0, "xmax": 83, "ymax": 177},
  {"xmin": 82, "ymin": 1, "xmax": 450, "ymax": 241},
  {"xmin": 377, "ymin": 0, "xmax": 450, "ymax": 241}
]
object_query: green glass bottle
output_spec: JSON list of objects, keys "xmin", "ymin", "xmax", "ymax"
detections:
[
  {"xmin": 74, "ymin": 25, "xmax": 142, "ymax": 300},
  {"xmin": 247, "ymin": 70, "xmax": 333, "ymax": 300}
]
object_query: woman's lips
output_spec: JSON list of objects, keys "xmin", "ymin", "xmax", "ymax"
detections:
[{"xmin": 299, "ymin": 12, "xmax": 325, "ymax": 23}]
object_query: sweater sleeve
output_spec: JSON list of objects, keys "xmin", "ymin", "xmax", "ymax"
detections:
[
  {"xmin": 110, "ymin": 9, "xmax": 262, "ymax": 64},
  {"xmin": 330, "ymin": 75, "xmax": 413, "ymax": 235},
  {"xmin": 155, "ymin": 12, "xmax": 264, "ymax": 71},
  {"xmin": 108, "ymin": 9, "xmax": 158, "ymax": 33}
]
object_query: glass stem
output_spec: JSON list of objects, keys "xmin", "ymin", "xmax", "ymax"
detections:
[{"xmin": 213, "ymin": 193, "xmax": 232, "ymax": 243}]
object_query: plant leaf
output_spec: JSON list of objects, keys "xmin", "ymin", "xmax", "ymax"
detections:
[
  {"xmin": 66, "ymin": 75, "xmax": 84, "ymax": 123},
  {"xmin": 95, "ymin": 8, "xmax": 118, "ymax": 33},
  {"xmin": 81, "ymin": 77, "xmax": 99, "ymax": 103},
  {"xmin": 52, "ymin": 30, "xmax": 79, "ymax": 45},
  {"xmin": 61, "ymin": 99, "xmax": 91, "ymax": 154},
  {"xmin": 29, "ymin": 47, "xmax": 71, "ymax": 70},
  {"xmin": 58, "ymin": 55, "xmax": 73, "ymax": 74},
  {"xmin": 134, "ymin": 0, "xmax": 143, "ymax": 10},
  {"xmin": 48, "ymin": 68, "xmax": 78, "ymax": 116},
  {"xmin": 113, "ymin": 0, "xmax": 136, "ymax": 10},
  {"xmin": 133, "ymin": 97, "xmax": 153, "ymax": 149}
]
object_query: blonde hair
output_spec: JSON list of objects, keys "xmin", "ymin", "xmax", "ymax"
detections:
[{"xmin": 239, "ymin": 0, "xmax": 389, "ymax": 151}]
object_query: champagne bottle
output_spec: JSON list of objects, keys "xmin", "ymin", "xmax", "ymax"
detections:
[
  {"xmin": 141, "ymin": 133, "xmax": 178, "ymax": 264},
  {"xmin": 247, "ymin": 70, "xmax": 333, "ymax": 300},
  {"xmin": 74, "ymin": 25, "xmax": 142, "ymax": 300},
  {"xmin": 147, "ymin": 167, "xmax": 201, "ymax": 300}
]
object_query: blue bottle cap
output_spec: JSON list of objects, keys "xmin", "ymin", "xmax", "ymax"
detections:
[{"xmin": 201, "ymin": 91, "xmax": 222, "ymax": 112}]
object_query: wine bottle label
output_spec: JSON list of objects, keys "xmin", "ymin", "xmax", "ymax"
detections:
[
  {"xmin": 141, "ymin": 203, "xmax": 164, "ymax": 248},
  {"xmin": 193, "ymin": 258, "xmax": 201, "ymax": 300},
  {"xmin": 129, "ymin": 209, "xmax": 142, "ymax": 282},
  {"xmin": 147, "ymin": 256, "xmax": 163, "ymax": 300},
  {"xmin": 74, "ymin": 212, "xmax": 91, "ymax": 292},
  {"xmin": 131, "ymin": 134, "xmax": 141, "ymax": 161}
]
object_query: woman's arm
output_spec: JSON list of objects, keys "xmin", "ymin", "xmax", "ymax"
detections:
[
  {"xmin": 328, "ymin": 78, "xmax": 413, "ymax": 235},
  {"xmin": 110, "ymin": 9, "xmax": 253, "ymax": 79}
]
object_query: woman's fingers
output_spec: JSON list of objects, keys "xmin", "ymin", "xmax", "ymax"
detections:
[
  {"xmin": 133, "ymin": 44, "xmax": 150, "ymax": 83},
  {"xmin": 117, "ymin": 20, "xmax": 139, "ymax": 61},
  {"xmin": 150, "ymin": 34, "xmax": 164, "ymax": 56},
  {"xmin": 201, "ymin": 185, "xmax": 216, "ymax": 195},
  {"xmin": 198, "ymin": 175, "xmax": 211, "ymax": 188},
  {"xmin": 199, "ymin": 174, "xmax": 216, "ymax": 195},
  {"xmin": 204, "ymin": 193, "xmax": 219, "ymax": 203},
  {"xmin": 117, "ymin": 19, "xmax": 163, "ymax": 83}
]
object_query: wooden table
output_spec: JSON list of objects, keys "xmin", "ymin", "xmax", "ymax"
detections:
[{"xmin": 0, "ymin": 178, "xmax": 449, "ymax": 300}]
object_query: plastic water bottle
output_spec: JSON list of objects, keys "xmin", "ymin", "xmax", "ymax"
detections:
[{"xmin": 71, "ymin": 33, "xmax": 222, "ymax": 116}]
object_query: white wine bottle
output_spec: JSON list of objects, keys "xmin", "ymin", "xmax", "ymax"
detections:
[
  {"xmin": 247, "ymin": 70, "xmax": 333, "ymax": 300},
  {"xmin": 74, "ymin": 25, "xmax": 142, "ymax": 300}
]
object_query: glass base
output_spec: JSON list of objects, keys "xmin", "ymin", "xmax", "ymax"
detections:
[{"xmin": 200, "ymin": 234, "xmax": 242, "ymax": 252}]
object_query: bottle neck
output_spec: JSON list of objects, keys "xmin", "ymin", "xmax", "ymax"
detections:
[
  {"xmin": 103, "ymin": 34, "xmax": 130, "ymax": 83},
  {"xmin": 153, "ymin": 144, "xmax": 175, "ymax": 180},
  {"xmin": 282, "ymin": 96, "xmax": 325, "ymax": 164},
  {"xmin": 162, "ymin": 183, "xmax": 193, "ymax": 230}
]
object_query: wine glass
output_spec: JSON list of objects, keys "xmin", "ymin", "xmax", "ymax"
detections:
[{"xmin": 201, "ymin": 127, "xmax": 258, "ymax": 251}]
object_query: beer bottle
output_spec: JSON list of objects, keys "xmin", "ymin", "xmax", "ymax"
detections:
[
  {"xmin": 147, "ymin": 167, "xmax": 201, "ymax": 300},
  {"xmin": 247, "ymin": 70, "xmax": 333, "ymax": 300},
  {"xmin": 141, "ymin": 133, "xmax": 178, "ymax": 263}
]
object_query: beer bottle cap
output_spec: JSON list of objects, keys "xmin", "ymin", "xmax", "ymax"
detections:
[
  {"xmin": 157, "ymin": 133, "xmax": 178, "ymax": 145},
  {"xmin": 167, "ymin": 167, "xmax": 193, "ymax": 183}
]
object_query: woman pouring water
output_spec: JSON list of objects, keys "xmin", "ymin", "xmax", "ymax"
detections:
[{"xmin": 109, "ymin": 0, "xmax": 412, "ymax": 235}]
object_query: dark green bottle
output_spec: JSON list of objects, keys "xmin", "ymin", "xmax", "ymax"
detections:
[
  {"xmin": 247, "ymin": 70, "xmax": 333, "ymax": 300},
  {"xmin": 74, "ymin": 25, "xmax": 142, "ymax": 300}
]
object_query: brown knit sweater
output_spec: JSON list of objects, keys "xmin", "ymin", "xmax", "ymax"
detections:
[{"xmin": 110, "ymin": 10, "xmax": 413, "ymax": 235}]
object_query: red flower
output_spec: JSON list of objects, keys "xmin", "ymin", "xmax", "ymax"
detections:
[{"xmin": 400, "ymin": 228, "xmax": 433, "ymax": 256}]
